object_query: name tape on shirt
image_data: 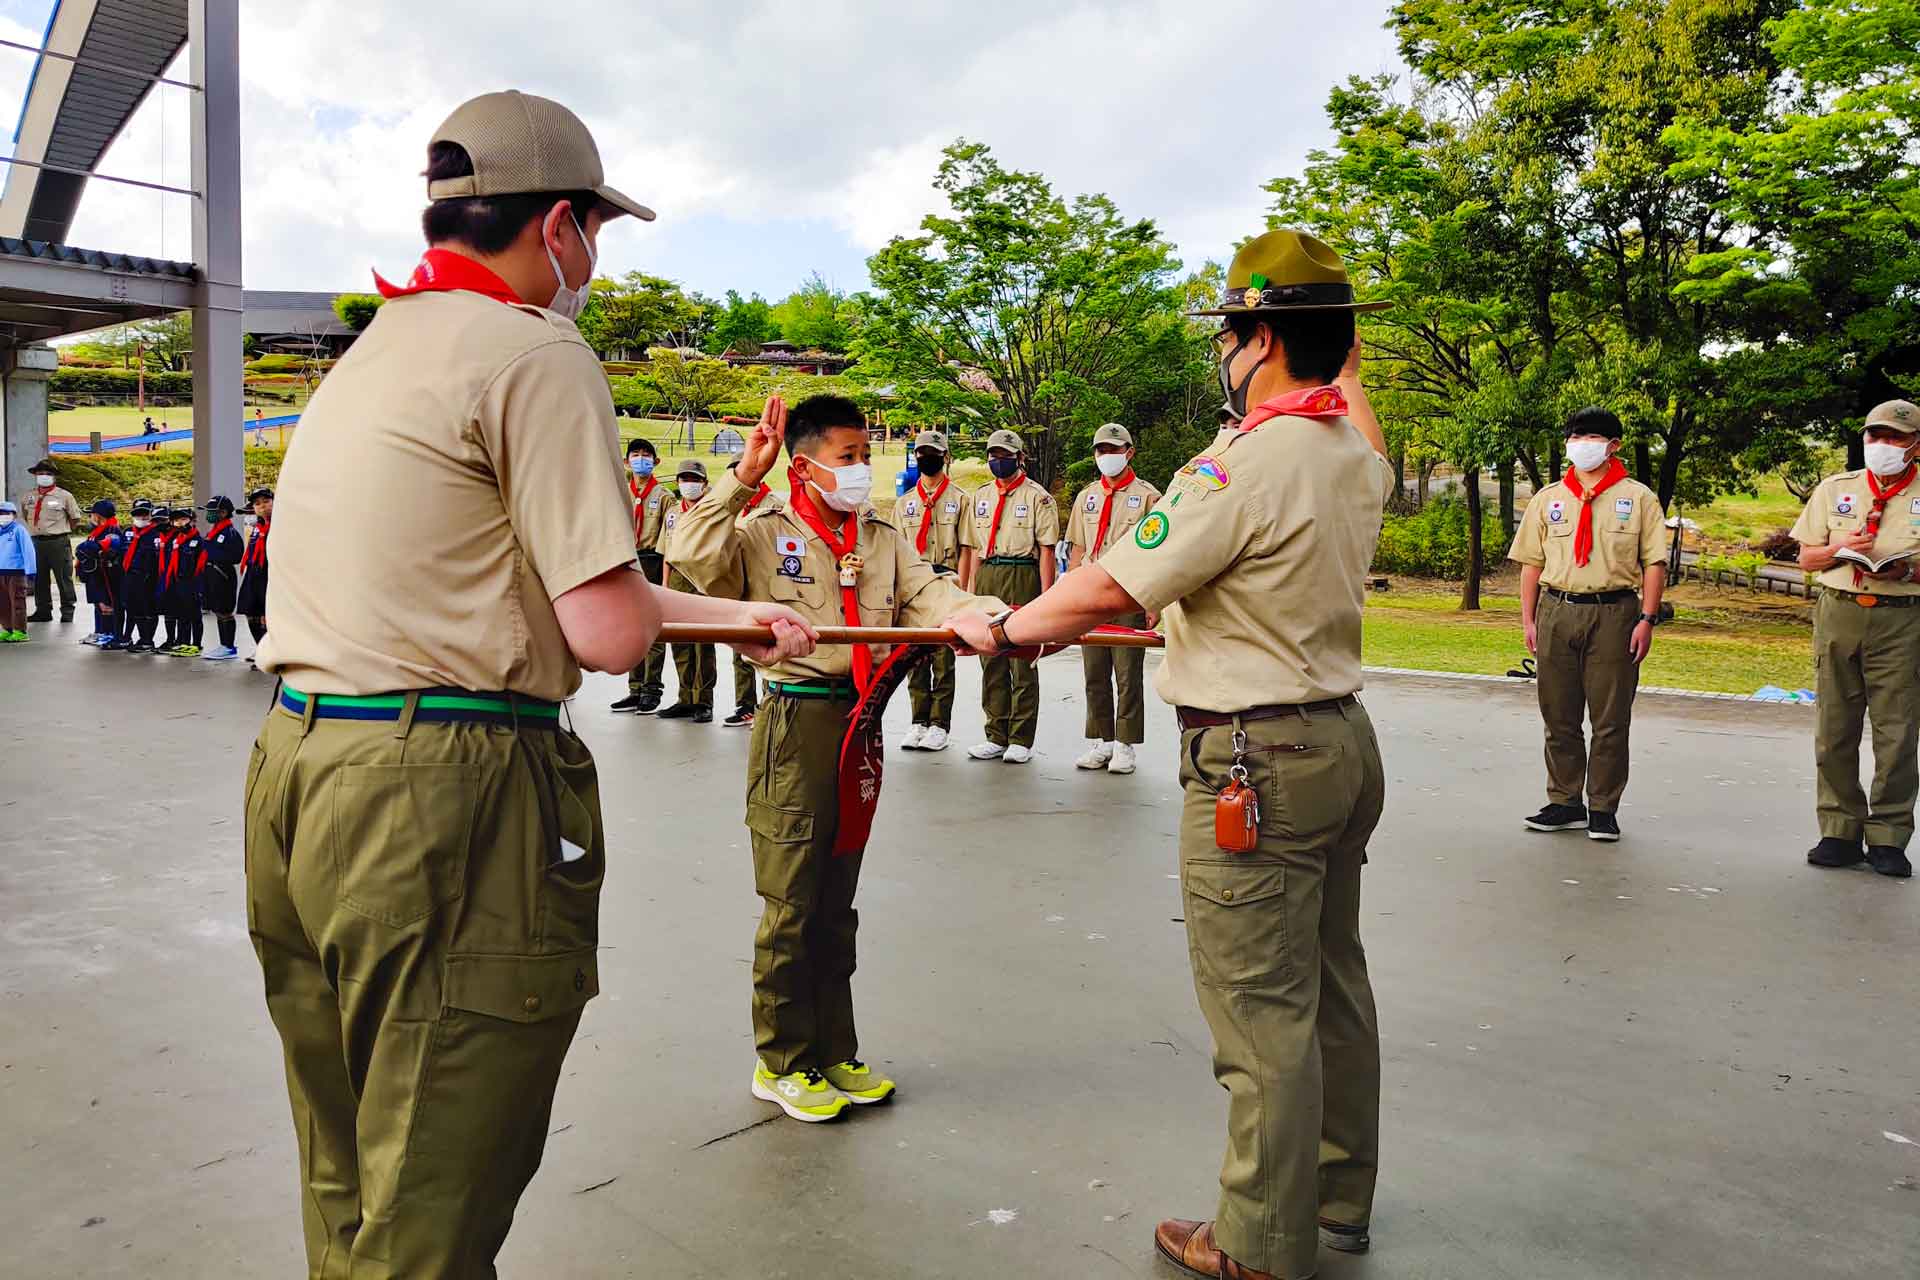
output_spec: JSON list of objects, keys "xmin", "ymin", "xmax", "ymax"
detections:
[
  {"xmin": 1614, "ymin": 497, "xmax": 1633, "ymax": 518},
  {"xmin": 1127, "ymin": 495, "xmax": 1143, "ymax": 508}
]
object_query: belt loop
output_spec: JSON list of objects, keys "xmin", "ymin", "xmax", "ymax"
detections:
[
  {"xmin": 299, "ymin": 691, "xmax": 318, "ymax": 738},
  {"xmin": 508, "ymin": 692, "xmax": 522, "ymax": 733},
  {"xmin": 395, "ymin": 691, "xmax": 420, "ymax": 740},
  {"xmin": 1296, "ymin": 702, "xmax": 1312, "ymax": 723}
]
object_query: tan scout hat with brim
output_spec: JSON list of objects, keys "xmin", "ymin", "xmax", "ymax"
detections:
[
  {"xmin": 913, "ymin": 429, "xmax": 950, "ymax": 453},
  {"xmin": 1865, "ymin": 400, "xmax": 1920, "ymax": 435},
  {"xmin": 987, "ymin": 429, "xmax": 1025, "ymax": 452},
  {"xmin": 1093, "ymin": 423, "xmax": 1133, "ymax": 448},
  {"xmin": 1189, "ymin": 228, "xmax": 1390, "ymax": 316},
  {"xmin": 677, "ymin": 460, "xmax": 708, "ymax": 481},
  {"xmin": 429, "ymin": 91, "xmax": 656, "ymax": 223}
]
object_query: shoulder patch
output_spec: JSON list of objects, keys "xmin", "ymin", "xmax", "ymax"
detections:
[
  {"xmin": 1135, "ymin": 510, "xmax": 1171, "ymax": 549},
  {"xmin": 1179, "ymin": 457, "xmax": 1231, "ymax": 491}
]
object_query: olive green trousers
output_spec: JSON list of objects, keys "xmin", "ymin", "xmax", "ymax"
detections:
[
  {"xmin": 245, "ymin": 701, "xmax": 603, "ymax": 1279},
  {"xmin": 665, "ymin": 566, "xmax": 715, "ymax": 708},
  {"xmin": 1534, "ymin": 593, "xmax": 1641, "ymax": 812},
  {"xmin": 628, "ymin": 553, "xmax": 666, "ymax": 696},
  {"xmin": 733, "ymin": 652, "xmax": 760, "ymax": 712},
  {"xmin": 1083, "ymin": 610, "xmax": 1148, "ymax": 744},
  {"xmin": 974, "ymin": 561, "xmax": 1043, "ymax": 748},
  {"xmin": 1177, "ymin": 699, "xmax": 1385, "ymax": 1279},
  {"xmin": 746, "ymin": 692, "xmax": 864, "ymax": 1075},
  {"xmin": 1813, "ymin": 590, "xmax": 1920, "ymax": 848},
  {"xmin": 908, "ymin": 645, "xmax": 956, "ymax": 729}
]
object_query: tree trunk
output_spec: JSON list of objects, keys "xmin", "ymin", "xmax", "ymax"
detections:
[
  {"xmin": 1634, "ymin": 440, "xmax": 1653, "ymax": 487},
  {"xmin": 1460, "ymin": 464, "xmax": 1483, "ymax": 612},
  {"xmin": 1392, "ymin": 442, "xmax": 1406, "ymax": 497},
  {"xmin": 1498, "ymin": 457, "xmax": 1516, "ymax": 543},
  {"xmin": 1547, "ymin": 439, "xmax": 1562, "ymax": 480},
  {"xmin": 1517, "ymin": 445, "xmax": 1542, "ymax": 491},
  {"xmin": 1417, "ymin": 458, "xmax": 1434, "ymax": 507},
  {"xmin": 1655, "ymin": 412, "xmax": 1688, "ymax": 510}
]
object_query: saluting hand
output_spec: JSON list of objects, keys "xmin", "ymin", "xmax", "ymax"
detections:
[{"xmin": 737, "ymin": 396, "xmax": 786, "ymax": 489}]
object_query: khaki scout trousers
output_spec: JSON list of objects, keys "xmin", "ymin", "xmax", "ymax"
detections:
[
  {"xmin": 665, "ymin": 566, "xmax": 715, "ymax": 708},
  {"xmin": 1534, "ymin": 594, "xmax": 1641, "ymax": 812},
  {"xmin": 1178, "ymin": 700, "xmax": 1385, "ymax": 1279},
  {"xmin": 628, "ymin": 554, "xmax": 666, "ymax": 696},
  {"xmin": 909, "ymin": 645, "xmax": 956, "ymax": 729},
  {"xmin": 245, "ymin": 701, "xmax": 603, "ymax": 1280},
  {"xmin": 1084, "ymin": 609, "xmax": 1148, "ymax": 744},
  {"xmin": 733, "ymin": 652, "xmax": 760, "ymax": 712},
  {"xmin": 746, "ymin": 692, "xmax": 864, "ymax": 1074},
  {"xmin": 1813, "ymin": 591, "xmax": 1920, "ymax": 848},
  {"xmin": 975, "ymin": 561, "xmax": 1043, "ymax": 748}
]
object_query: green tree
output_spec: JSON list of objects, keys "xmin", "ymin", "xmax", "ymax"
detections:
[
  {"xmin": 706, "ymin": 289, "xmax": 776, "ymax": 354},
  {"xmin": 770, "ymin": 274, "xmax": 854, "ymax": 351},
  {"xmin": 578, "ymin": 272, "xmax": 709, "ymax": 359},
  {"xmin": 645, "ymin": 346, "xmax": 749, "ymax": 448},
  {"xmin": 333, "ymin": 293, "xmax": 384, "ymax": 330}
]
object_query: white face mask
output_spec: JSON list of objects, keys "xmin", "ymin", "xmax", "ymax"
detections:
[
  {"xmin": 133, "ymin": 517, "xmax": 150, "ymax": 528},
  {"xmin": 1095, "ymin": 452, "xmax": 1129, "ymax": 478},
  {"xmin": 543, "ymin": 210, "xmax": 596, "ymax": 322},
  {"xmin": 0, "ymin": 514, "xmax": 14, "ymax": 527},
  {"xmin": 813, "ymin": 461, "xmax": 873, "ymax": 513},
  {"xmin": 34, "ymin": 474, "xmax": 53, "ymax": 488},
  {"xmin": 679, "ymin": 481, "xmax": 706, "ymax": 501},
  {"xmin": 1864, "ymin": 440, "xmax": 1914, "ymax": 478},
  {"xmin": 1566, "ymin": 439, "xmax": 1612, "ymax": 473}
]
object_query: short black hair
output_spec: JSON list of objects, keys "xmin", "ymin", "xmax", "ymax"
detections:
[
  {"xmin": 785, "ymin": 394, "xmax": 867, "ymax": 457},
  {"xmin": 1565, "ymin": 405, "xmax": 1624, "ymax": 439},
  {"xmin": 420, "ymin": 141, "xmax": 599, "ymax": 255},
  {"xmin": 1227, "ymin": 309, "xmax": 1355, "ymax": 385},
  {"xmin": 626, "ymin": 437, "xmax": 656, "ymax": 458}
]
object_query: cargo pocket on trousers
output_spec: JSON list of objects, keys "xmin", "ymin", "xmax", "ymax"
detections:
[
  {"xmin": 1183, "ymin": 859, "xmax": 1290, "ymax": 988},
  {"xmin": 537, "ymin": 734, "xmax": 606, "ymax": 952},
  {"xmin": 747, "ymin": 800, "xmax": 816, "ymax": 906},
  {"xmin": 332, "ymin": 763, "xmax": 480, "ymax": 928}
]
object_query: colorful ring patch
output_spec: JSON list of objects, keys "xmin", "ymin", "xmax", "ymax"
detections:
[
  {"xmin": 1180, "ymin": 457, "xmax": 1231, "ymax": 490},
  {"xmin": 1135, "ymin": 510, "xmax": 1171, "ymax": 548}
]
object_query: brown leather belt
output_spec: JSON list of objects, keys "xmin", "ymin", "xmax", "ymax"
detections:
[
  {"xmin": 1176, "ymin": 695, "xmax": 1357, "ymax": 731},
  {"xmin": 1544, "ymin": 587, "xmax": 1637, "ymax": 605},
  {"xmin": 1825, "ymin": 587, "xmax": 1920, "ymax": 609}
]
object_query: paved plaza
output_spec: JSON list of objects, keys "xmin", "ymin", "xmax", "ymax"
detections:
[{"xmin": 1, "ymin": 626, "xmax": 1915, "ymax": 1278}]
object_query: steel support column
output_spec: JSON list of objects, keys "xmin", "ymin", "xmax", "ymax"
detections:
[{"xmin": 190, "ymin": 0, "xmax": 243, "ymax": 509}]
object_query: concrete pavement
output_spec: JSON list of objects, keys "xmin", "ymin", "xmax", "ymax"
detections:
[{"xmin": 0, "ymin": 621, "xmax": 1914, "ymax": 1278}]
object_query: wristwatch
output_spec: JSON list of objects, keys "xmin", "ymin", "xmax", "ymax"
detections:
[
  {"xmin": 1639, "ymin": 612, "xmax": 1660, "ymax": 627},
  {"xmin": 987, "ymin": 608, "xmax": 1018, "ymax": 654}
]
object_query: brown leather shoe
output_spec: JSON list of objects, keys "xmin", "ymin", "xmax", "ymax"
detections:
[{"xmin": 1153, "ymin": 1218, "xmax": 1284, "ymax": 1279}]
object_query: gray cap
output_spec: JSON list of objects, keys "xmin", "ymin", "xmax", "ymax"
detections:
[
  {"xmin": 912, "ymin": 429, "xmax": 949, "ymax": 453},
  {"xmin": 1865, "ymin": 400, "xmax": 1920, "ymax": 435},
  {"xmin": 428, "ymin": 90, "xmax": 656, "ymax": 223},
  {"xmin": 676, "ymin": 459, "xmax": 708, "ymax": 481},
  {"xmin": 1093, "ymin": 422, "xmax": 1133, "ymax": 448},
  {"xmin": 986, "ymin": 428, "xmax": 1024, "ymax": 453}
]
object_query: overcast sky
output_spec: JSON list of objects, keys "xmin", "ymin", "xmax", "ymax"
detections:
[{"xmin": 0, "ymin": 0, "xmax": 1403, "ymax": 300}]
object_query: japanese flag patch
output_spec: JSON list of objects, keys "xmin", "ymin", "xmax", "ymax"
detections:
[
  {"xmin": 1837, "ymin": 494, "xmax": 1856, "ymax": 515},
  {"xmin": 775, "ymin": 534, "xmax": 806, "ymax": 578},
  {"xmin": 976, "ymin": 498, "xmax": 991, "ymax": 517},
  {"xmin": 1085, "ymin": 494, "xmax": 1099, "ymax": 513},
  {"xmin": 1547, "ymin": 500, "xmax": 1565, "ymax": 524}
]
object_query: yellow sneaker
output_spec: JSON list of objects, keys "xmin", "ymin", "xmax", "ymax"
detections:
[
  {"xmin": 751, "ymin": 1063, "xmax": 851, "ymax": 1123},
  {"xmin": 822, "ymin": 1059, "xmax": 896, "ymax": 1105}
]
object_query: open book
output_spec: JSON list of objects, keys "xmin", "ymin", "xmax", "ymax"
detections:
[{"xmin": 1834, "ymin": 545, "xmax": 1919, "ymax": 574}]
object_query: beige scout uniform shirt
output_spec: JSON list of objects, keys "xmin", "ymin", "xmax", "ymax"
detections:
[
  {"xmin": 258, "ymin": 290, "xmax": 635, "ymax": 700},
  {"xmin": 1790, "ymin": 469, "xmax": 1920, "ymax": 597},
  {"xmin": 1099, "ymin": 417, "xmax": 1395, "ymax": 712},
  {"xmin": 964, "ymin": 475, "xmax": 1060, "ymax": 559},
  {"xmin": 1508, "ymin": 476, "xmax": 1666, "ymax": 593},
  {"xmin": 631, "ymin": 477, "xmax": 668, "ymax": 553},
  {"xmin": 895, "ymin": 477, "xmax": 972, "ymax": 571},
  {"xmin": 22, "ymin": 486, "xmax": 83, "ymax": 536},
  {"xmin": 1066, "ymin": 473, "xmax": 1161, "ymax": 561},
  {"xmin": 670, "ymin": 469, "xmax": 997, "ymax": 682}
]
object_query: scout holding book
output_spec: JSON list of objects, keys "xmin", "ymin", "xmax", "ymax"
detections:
[{"xmin": 671, "ymin": 392, "xmax": 1002, "ymax": 1123}]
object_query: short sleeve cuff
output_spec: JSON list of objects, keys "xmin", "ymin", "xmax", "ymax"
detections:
[
  {"xmin": 1101, "ymin": 552, "xmax": 1179, "ymax": 616},
  {"xmin": 1507, "ymin": 550, "xmax": 1546, "ymax": 567},
  {"xmin": 542, "ymin": 542, "xmax": 641, "ymax": 601}
]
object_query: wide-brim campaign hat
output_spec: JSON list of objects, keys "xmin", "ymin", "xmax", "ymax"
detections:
[
  {"xmin": 429, "ymin": 91, "xmax": 656, "ymax": 224},
  {"xmin": 28, "ymin": 457, "xmax": 56, "ymax": 474},
  {"xmin": 1865, "ymin": 399, "xmax": 1920, "ymax": 435},
  {"xmin": 1189, "ymin": 228, "xmax": 1391, "ymax": 316}
]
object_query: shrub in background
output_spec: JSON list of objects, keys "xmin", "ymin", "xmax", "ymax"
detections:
[{"xmin": 1372, "ymin": 496, "xmax": 1511, "ymax": 578}]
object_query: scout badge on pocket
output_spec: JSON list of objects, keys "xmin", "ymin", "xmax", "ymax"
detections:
[{"xmin": 1214, "ymin": 728, "xmax": 1261, "ymax": 853}]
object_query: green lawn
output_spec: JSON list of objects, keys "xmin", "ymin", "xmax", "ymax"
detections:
[
  {"xmin": 1362, "ymin": 590, "xmax": 1815, "ymax": 694},
  {"xmin": 1682, "ymin": 473, "xmax": 1809, "ymax": 548}
]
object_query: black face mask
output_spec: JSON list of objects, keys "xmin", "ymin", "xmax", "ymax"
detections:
[
  {"xmin": 1217, "ymin": 325, "xmax": 1262, "ymax": 422},
  {"xmin": 916, "ymin": 453, "xmax": 945, "ymax": 475},
  {"xmin": 988, "ymin": 456, "xmax": 1021, "ymax": 480}
]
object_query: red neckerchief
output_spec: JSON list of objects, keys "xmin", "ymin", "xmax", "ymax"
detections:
[
  {"xmin": 160, "ymin": 530, "xmax": 183, "ymax": 585},
  {"xmin": 1856, "ymin": 465, "xmax": 1918, "ymax": 586},
  {"xmin": 914, "ymin": 475, "xmax": 950, "ymax": 555},
  {"xmin": 31, "ymin": 486, "xmax": 51, "ymax": 526},
  {"xmin": 787, "ymin": 467, "xmax": 872, "ymax": 694},
  {"xmin": 87, "ymin": 518, "xmax": 118, "ymax": 548},
  {"xmin": 1091, "ymin": 468, "xmax": 1137, "ymax": 559},
  {"xmin": 743, "ymin": 482, "xmax": 774, "ymax": 512},
  {"xmin": 196, "ymin": 519, "xmax": 232, "ymax": 575},
  {"xmin": 243, "ymin": 519, "xmax": 270, "ymax": 569},
  {"xmin": 1238, "ymin": 385, "xmax": 1350, "ymax": 432},
  {"xmin": 373, "ymin": 248, "xmax": 523, "ymax": 305},
  {"xmin": 630, "ymin": 475, "xmax": 657, "ymax": 542},
  {"xmin": 123, "ymin": 523, "xmax": 158, "ymax": 572},
  {"xmin": 983, "ymin": 472, "xmax": 1026, "ymax": 559},
  {"xmin": 1563, "ymin": 458, "xmax": 1629, "ymax": 568}
]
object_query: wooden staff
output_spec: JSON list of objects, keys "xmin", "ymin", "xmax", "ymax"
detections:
[{"xmin": 657, "ymin": 624, "xmax": 1164, "ymax": 649}]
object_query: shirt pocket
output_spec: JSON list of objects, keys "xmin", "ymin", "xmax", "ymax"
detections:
[{"xmin": 767, "ymin": 562, "xmax": 834, "ymax": 614}]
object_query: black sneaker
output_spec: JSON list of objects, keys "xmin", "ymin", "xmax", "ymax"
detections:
[
  {"xmin": 634, "ymin": 691, "xmax": 662, "ymax": 715},
  {"xmin": 723, "ymin": 707, "xmax": 755, "ymax": 727},
  {"xmin": 26, "ymin": 612, "xmax": 51, "ymax": 623},
  {"xmin": 128, "ymin": 640, "xmax": 155, "ymax": 654},
  {"xmin": 1524, "ymin": 803, "xmax": 1588, "ymax": 832},
  {"xmin": 1866, "ymin": 845, "xmax": 1913, "ymax": 878},
  {"xmin": 657, "ymin": 702, "xmax": 696, "ymax": 720},
  {"xmin": 1318, "ymin": 1221, "xmax": 1370, "ymax": 1254},
  {"xmin": 610, "ymin": 695, "xmax": 643, "ymax": 713},
  {"xmin": 1587, "ymin": 811, "xmax": 1621, "ymax": 842},
  {"xmin": 692, "ymin": 707, "xmax": 714, "ymax": 724},
  {"xmin": 1807, "ymin": 836, "xmax": 1864, "ymax": 868}
]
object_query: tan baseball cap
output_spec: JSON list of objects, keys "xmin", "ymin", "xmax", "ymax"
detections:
[
  {"xmin": 987, "ymin": 428, "xmax": 1025, "ymax": 453},
  {"xmin": 1865, "ymin": 399, "xmax": 1920, "ymax": 435},
  {"xmin": 1093, "ymin": 423, "xmax": 1133, "ymax": 448},
  {"xmin": 676, "ymin": 460, "xmax": 708, "ymax": 481},
  {"xmin": 428, "ymin": 91, "xmax": 655, "ymax": 222},
  {"xmin": 912, "ymin": 429, "xmax": 949, "ymax": 453}
]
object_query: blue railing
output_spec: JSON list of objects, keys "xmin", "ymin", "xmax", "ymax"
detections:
[{"xmin": 47, "ymin": 413, "xmax": 301, "ymax": 454}]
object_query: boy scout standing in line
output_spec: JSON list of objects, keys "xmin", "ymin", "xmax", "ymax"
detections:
[
  {"xmin": 898, "ymin": 428, "xmax": 972, "ymax": 751},
  {"xmin": 958, "ymin": 428, "xmax": 1059, "ymax": 763},
  {"xmin": 673, "ymin": 392, "xmax": 1001, "ymax": 1123},
  {"xmin": 1509, "ymin": 407, "xmax": 1667, "ymax": 843},
  {"xmin": 22, "ymin": 458, "xmax": 81, "ymax": 624},
  {"xmin": 611, "ymin": 437, "xmax": 668, "ymax": 713},
  {"xmin": 659, "ymin": 459, "xmax": 718, "ymax": 722},
  {"xmin": 246, "ymin": 91, "xmax": 812, "ymax": 1277},
  {"xmin": 1791, "ymin": 399, "xmax": 1920, "ymax": 879},
  {"xmin": 1065, "ymin": 423, "xmax": 1160, "ymax": 775},
  {"xmin": 947, "ymin": 229, "xmax": 1393, "ymax": 1280}
]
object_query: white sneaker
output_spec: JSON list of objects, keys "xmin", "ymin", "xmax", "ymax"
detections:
[
  {"xmin": 1076, "ymin": 741, "xmax": 1114, "ymax": 770},
  {"xmin": 1107, "ymin": 743, "xmax": 1137, "ymax": 775},
  {"xmin": 921, "ymin": 726, "xmax": 950, "ymax": 752},
  {"xmin": 968, "ymin": 742, "xmax": 1005, "ymax": 761},
  {"xmin": 1004, "ymin": 744, "xmax": 1033, "ymax": 764},
  {"xmin": 901, "ymin": 724, "xmax": 928, "ymax": 751},
  {"xmin": 202, "ymin": 645, "xmax": 239, "ymax": 661}
]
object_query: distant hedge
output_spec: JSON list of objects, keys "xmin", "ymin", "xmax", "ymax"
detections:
[
  {"xmin": 52, "ymin": 367, "xmax": 194, "ymax": 395},
  {"xmin": 1372, "ymin": 497, "xmax": 1512, "ymax": 578},
  {"xmin": 36, "ymin": 450, "xmax": 285, "ymax": 509}
]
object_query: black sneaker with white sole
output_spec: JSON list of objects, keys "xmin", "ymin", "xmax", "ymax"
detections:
[
  {"xmin": 1587, "ymin": 811, "xmax": 1620, "ymax": 841},
  {"xmin": 1524, "ymin": 802, "xmax": 1588, "ymax": 832},
  {"xmin": 610, "ymin": 694, "xmax": 643, "ymax": 713}
]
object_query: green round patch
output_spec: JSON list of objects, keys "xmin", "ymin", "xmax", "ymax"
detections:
[{"xmin": 1135, "ymin": 510, "xmax": 1170, "ymax": 549}]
